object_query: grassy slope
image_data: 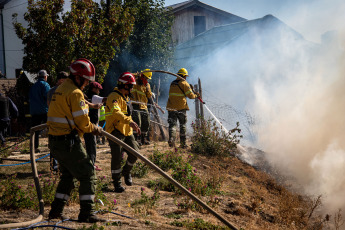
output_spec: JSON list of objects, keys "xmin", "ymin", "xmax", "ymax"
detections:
[{"xmin": 0, "ymin": 138, "xmax": 324, "ymax": 230}]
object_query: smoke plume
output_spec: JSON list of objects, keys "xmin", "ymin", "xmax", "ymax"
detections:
[{"xmin": 185, "ymin": 12, "xmax": 345, "ymax": 218}]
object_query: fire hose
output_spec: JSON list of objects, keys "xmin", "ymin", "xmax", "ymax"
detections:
[
  {"xmin": 139, "ymin": 70, "xmax": 248, "ymax": 159},
  {"xmin": 0, "ymin": 124, "xmax": 46, "ymax": 229},
  {"xmin": 0, "ymin": 124, "xmax": 238, "ymax": 230},
  {"xmin": 101, "ymin": 130, "xmax": 238, "ymax": 230},
  {"xmin": 136, "ymin": 70, "xmax": 205, "ymax": 104}
]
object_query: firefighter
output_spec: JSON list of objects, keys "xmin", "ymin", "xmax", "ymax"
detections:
[
  {"xmin": 105, "ymin": 72, "xmax": 140, "ymax": 193},
  {"xmin": 130, "ymin": 69, "xmax": 153, "ymax": 145},
  {"xmin": 47, "ymin": 58, "xmax": 104, "ymax": 223},
  {"xmin": 166, "ymin": 68, "xmax": 199, "ymax": 148}
]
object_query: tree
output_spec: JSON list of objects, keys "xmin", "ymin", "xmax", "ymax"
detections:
[
  {"xmin": 12, "ymin": 0, "xmax": 135, "ymax": 83},
  {"xmin": 104, "ymin": 0, "xmax": 174, "ymax": 93}
]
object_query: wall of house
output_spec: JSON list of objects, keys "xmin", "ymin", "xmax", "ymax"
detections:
[
  {"xmin": 171, "ymin": 7, "xmax": 245, "ymax": 45},
  {"xmin": 2, "ymin": 0, "xmax": 27, "ymax": 79}
]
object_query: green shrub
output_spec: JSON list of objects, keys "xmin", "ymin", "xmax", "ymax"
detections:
[
  {"xmin": 191, "ymin": 119, "xmax": 242, "ymax": 156},
  {"xmin": 148, "ymin": 179, "xmax": 174, "ymax": 192},
  {"xmin": 131, "ymin": 161, "xmax": 149, "ymax": 178},
  {"xmin": 0, "ymin": 174, "xmax": 36, "ymax": 210},
  {"xmin": 131, "ymin": 187, "xmax": 160, "ymax": 216},
  {"xmin": 170, "ymin": 218, "xmax": 228, "ymax": 229},
  {"xmin": 149, "ymin": 148, "xmax": 185, "ymax": 171},
  {"xmin": 41, "ymin": 174, "xmax": 59, "ymax": 204}
]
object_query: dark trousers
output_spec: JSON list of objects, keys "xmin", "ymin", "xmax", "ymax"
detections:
[
  {"xmin": 31, "ymin": 113, "xmax": 47, "ymax": 149},
  {"xmin": 84, "ymin": 132, "xmax": 97, "ymax": 165},
  {"xmin": 108, "ymin": 129, "xmax": 139, "ymax": 183},
  {"xmin": 49, "ymin": 135, "xmax": 96, "ymax": 215},
  {"xmin": 168, "ymin": 110, "xmax": 187, "ymax": 145}
]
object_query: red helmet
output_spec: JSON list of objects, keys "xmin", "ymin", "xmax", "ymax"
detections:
[
  {"xmin": 70, "ymin": 58, "xmax": 95, "ymax": 81},
  {"xmin": 89, "ymin": 81, "xmax": 103, "ymax": 90},
  {"xmin": 117, "ymin": 72, "xmax": 136, "ymax": 85}
]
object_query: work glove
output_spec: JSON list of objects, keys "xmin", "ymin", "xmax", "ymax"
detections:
[
  {"xmin": 195, "ymin": 92, "xmax": 200, "ymax": 98},
  {"xmin": 151, "ymin": 92, "xmax": 156, "ymax": 99},
  {"xmin": 92, "ymin": 126, "xmax": 103, "ymax": 136}
]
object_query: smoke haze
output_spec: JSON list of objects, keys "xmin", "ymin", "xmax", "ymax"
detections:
[{"xmin": 184, "ymin": 11, "xmax": 345, "ymax": 219}]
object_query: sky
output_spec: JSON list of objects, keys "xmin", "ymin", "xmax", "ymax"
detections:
[{"xmin": 164, "ymin": 0, "xmax": 345, "ymax": 43}]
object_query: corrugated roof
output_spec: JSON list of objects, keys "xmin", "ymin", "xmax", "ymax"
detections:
[
  {"xmin": 166, "ymin": 0, "xmax": 246, "ymax": 21},
  {"xmin": 174, "ymin": 15, "xmax": 307, "ymax": 67}
]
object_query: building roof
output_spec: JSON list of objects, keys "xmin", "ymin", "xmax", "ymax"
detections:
[
  {"xmin": 167, "ymin": 0, "xmax": 246, "ymax": 21},
  {"xmin": 0, "ymin": 0, "xmax": 12, "ymax": 9},
  {"xmin": 174, "ymin": 14, "xmax": 312, "ymax": 68}
]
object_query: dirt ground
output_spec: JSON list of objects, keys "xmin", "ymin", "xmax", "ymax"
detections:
[{"xmin": 0, "ymin": 137, "xmax": 324, "ymax": 230}]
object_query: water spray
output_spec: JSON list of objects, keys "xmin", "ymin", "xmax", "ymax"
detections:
[{"xmin": 139, "ymin": 69, "xmax": 251, "ymax": 162}]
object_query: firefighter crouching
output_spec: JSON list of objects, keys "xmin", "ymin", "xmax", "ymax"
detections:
[
  {"xmin": 166, "ymin": 68, "xmax": 200, "ymax": 148},
  {"xmin": 47, "ymin": 58, "xmax": 104, "ymax": 223},
  {"xmin": 130, "ymin": 69, "xmax": 153, "ymax": 145},
  {"xmin": 105, "ymin": 72, "xmax": 141, "ymax": 193}
]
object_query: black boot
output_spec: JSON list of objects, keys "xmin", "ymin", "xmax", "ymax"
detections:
[
  {"xmin": 141, "ymin": 134, "xmax": 150, "ymax": 145},
  {"xmin": 49, "ymin": 198, "xmax": 67, "ymax": 220},
  {"xmin": 135, "ymin": 134, "xmax": 142, "ymax": 146},
  {"xmin": 114, "ymin": 181, "xmax": 125, "ymax": 193},
  {"xmin": 124, "ymin": 173, "xmax": 133, "ymax": 186},
  {"xmin": 78, "ymin": 213, "xmax": 107, "ymax": 223}
]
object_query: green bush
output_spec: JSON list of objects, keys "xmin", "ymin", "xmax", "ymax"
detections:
[
  {"xmin": 131, "ymin": 161, "xmax": 149, "ymax": 178},
  {"xmin": 191, "ymin": 119, "xmax": 242, "ymax": 156},
  {"xmin": 149, "ymin": 148, "xmax": 185, "ymax": 171},
  {"xmin": 0, "ymin": 174, "xmax": 36, "ymax": 210}
]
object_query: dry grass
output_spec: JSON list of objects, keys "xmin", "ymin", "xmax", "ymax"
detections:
[{"xmin": 0, "ymin": 137, "xmax": 332, "ymax": 229}]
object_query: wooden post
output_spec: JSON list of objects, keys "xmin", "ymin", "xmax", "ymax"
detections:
[
  {"xmin": 198, "ymin": 78, "xmax": 204, "ymax": 120},
  {"xmin": 194, "ymin": 84, "xmax": 200, "ymax": 126},
  {"xmin": 156, "ymin": 76, "xmax": 160, "ymax": 104}
]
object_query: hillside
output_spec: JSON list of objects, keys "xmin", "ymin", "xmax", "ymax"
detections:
[{"xmin": 0, "ymin": 137, "xmax": 327, "ymax": 230}]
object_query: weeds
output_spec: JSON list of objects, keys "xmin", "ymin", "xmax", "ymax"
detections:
[
  {"xmin": 0, "ymin": 174, "xmax": 36, "ymax": 210},
  {"xmin": 191, "ymin": 119, "xmax": 242, "ymax": 156},
  {"xmin": 131, "ymin": 161, "xmax": 149, "ymax": 178},
  {"xmin": 41, "ymin": 173, "xmax": 59, "ymax": 204},
  {"xmin": 149, "ymin": 148, "xmax": 185, "ymax": 171},
  {"xmin": 131, "ymin": 187, "xmax": 160, "ymax": 216},
  {"xmin": 170, "ymin": 218, "xmax": 228, "ymax": 230},
  {"xmin": 95, "ymin": 175, "xmax": 111, "ymax": 210}
]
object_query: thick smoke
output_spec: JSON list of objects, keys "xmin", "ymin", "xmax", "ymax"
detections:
[{"xmin": 188, "ymin": 14, "xmax": 345, "ymax": 217}]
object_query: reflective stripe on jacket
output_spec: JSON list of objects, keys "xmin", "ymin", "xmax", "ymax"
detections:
[
  {"xmin": 130, "ymin": 82, "xmax": 152, "ymax": 110},
  {"xmin": 166, "ymin": 78, "xmax": 197, "ymax": 111},
  {"xmin": 99, "ymin": 106, "xmax": 105, "ymax": 121},
  {"xmin": 105, "ymin": 87, "xmax": 132, "ymax": 136},
  {"xmin": 47, "ymin": 79, "xmax": 95, "ymax": 136}
]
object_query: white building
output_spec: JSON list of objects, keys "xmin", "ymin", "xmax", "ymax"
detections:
[{"xmin": 0, "ymin": 0, "xmax": 27, "ymax": 79}]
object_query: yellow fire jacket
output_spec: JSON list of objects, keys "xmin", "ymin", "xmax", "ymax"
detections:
[
  {"xmin": 166, "ymin": 78, "xmax": 197, "ymax": 111},
  {"xmin": 105, "ymin": 87, "xmax": 133, "ymax": 136},
  {"xmin": 47, "ymin": 78, "xmax": 95, "ymax": 136},
  {"xmin": 130, "ymin": 82, "xmax": 152, "ymax": 110}
]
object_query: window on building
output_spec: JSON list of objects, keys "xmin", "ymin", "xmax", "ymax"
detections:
[{"xmin": 194, "ymin": 16, "xmax": 206, "ymax": 36}]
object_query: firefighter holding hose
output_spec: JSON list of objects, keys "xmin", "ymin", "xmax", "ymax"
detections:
[
  {"xmin": 130, "ymin": 69, "xmax": 153, "ymax": 145},
  {"xmin": 47, "ymin": 58, "xmax": 104, "ymax": 223},
  {"xmin": 105, "ymin": 72, "xmax": 141, "ymax": 193},
  {"xmin": 166, "ymin": 68, "xmax": 200, "ymax": 148}
]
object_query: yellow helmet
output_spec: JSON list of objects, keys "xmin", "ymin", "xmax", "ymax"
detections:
[
  {"xmin": 141, "ymin": 69, "xmax": 152, "ymax": 80},
  {"xmin": 177, "ymin": 68, "xmax": 188, "ymax": 77}
]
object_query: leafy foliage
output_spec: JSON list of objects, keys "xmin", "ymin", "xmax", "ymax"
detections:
[
  {"xmin": 191, "ymin": 119, "xmax": 242, "ymax": 156},
  {"xmin": 12, "ymin": 0, "xmax": 135, "ymax": 83},
  {"xmin": 105, "ymin": 0, "xmax": 174, "ymax": 92}
]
